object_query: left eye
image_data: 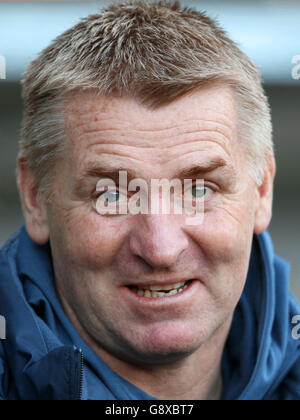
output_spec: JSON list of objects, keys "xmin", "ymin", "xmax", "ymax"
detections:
[{"xmin": 189, "ymin": 186, "xmax": 213, "ymax": 199}]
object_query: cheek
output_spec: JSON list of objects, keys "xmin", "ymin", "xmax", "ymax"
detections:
[
  {"xmin": 192, "ymin": 208, "xmax": 254, "ymax": 263},
  {"xmin": 186, "ymin": 200, "xmax": 256, "ymax": 300},
  {"xmin": 49, "ymin": 207, "xmax": 129, "ymax": 269}
]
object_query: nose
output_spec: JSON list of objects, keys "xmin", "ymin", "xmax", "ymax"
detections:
[{"xmin": 129, "ymin": 215, "xmax": 189, "ymax": 269}]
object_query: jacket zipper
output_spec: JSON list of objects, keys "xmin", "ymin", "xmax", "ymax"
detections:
[{"xmin": 74, "ymin": 348, "xmax": 84, "ymax": 400}]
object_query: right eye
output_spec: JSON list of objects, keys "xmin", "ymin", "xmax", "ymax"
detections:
[
  {"xmin": 94, "ymin": 188, "xmax": 128, "ymax": 215},
  {"xmin": 100, "ymin": 190, "xmax": 121, "ymax": 203}
]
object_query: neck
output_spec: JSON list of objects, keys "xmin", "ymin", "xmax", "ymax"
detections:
[{"xmin": 107, "ymin": 349, "xmax": 225, "ymax": 400}]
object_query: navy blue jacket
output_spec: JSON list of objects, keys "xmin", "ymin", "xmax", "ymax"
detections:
[{"xmin": 0, "ymin": 226, "xmax": 300, "ymax": 400}]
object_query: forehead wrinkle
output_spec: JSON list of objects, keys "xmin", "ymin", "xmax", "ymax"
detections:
[
  {"xmin": 165, "ymin": 138, "xmax": 234, "ymax": 160},
  {"xmin": 162, "ymin": 144, "xmax": 233, "ymax": 165},
  {"xmin": 82, "ymin": 135, "xmax": 234, "ymax": 169},
  {"xmin": 76, "ymin": 127, "xmax": 235, "ymax": 163},
  {"xmin": 80, "ymin": 118, "xmax": 233, "ymax": 135},
  {"xmin": 71, "ymin": 119, "xmax": 234, "ymax": 143},
  {"xmin": 85, "ymin": 152, "xmax": 147, "ymax": 164},
  {"xmin": 66, "ymin": 111, "xmax": 235, "ymax": 144},
  {"xmin": 83, "ymin": 133, "xmax": 232, "ymax": 156}
]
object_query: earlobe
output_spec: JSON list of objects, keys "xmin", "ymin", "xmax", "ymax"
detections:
[
  {"xmin": 17, "ymin": 157, "xmax": 50, "ymax": 244},
  {"xmin": 254, "ymin": 153, "xmax": 276, "ymax": 235}
]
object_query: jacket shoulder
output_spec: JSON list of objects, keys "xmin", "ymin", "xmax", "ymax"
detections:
[{"xmin": 0, "ymin": 231, "xmax": 22, "ymax": 400}]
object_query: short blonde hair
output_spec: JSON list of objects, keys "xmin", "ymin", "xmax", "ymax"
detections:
[{"xmin": 19, "ymin": 0, "xmax": 273, "ymax": 194}]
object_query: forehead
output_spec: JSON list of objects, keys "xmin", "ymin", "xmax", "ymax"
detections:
[
  {"xmin": 65, "ymin": 84, "xmax": 236, "ymax": 133},
  {"xmin": 63, "ymin": 85, "xmax": 239, "ymax": 171}
]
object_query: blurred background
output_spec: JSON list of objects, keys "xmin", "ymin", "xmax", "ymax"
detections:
[{"xmin": 0, "ymin": 0, "xmax": 299, "ymax": 299}]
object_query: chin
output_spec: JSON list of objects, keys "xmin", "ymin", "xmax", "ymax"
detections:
[{"xmin": 119, "ymin": 323, "xmax": 208, "ymax": 366}]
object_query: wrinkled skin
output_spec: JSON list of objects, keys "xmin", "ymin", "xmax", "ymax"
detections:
[{"xmin": 18, "ymin": 85, "xmax": 275, "ymax": 399}]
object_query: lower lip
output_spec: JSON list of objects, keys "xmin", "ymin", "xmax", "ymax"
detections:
[{"xmin": 122, "ymin": 279, "xmax": 200, "ymax": 307}]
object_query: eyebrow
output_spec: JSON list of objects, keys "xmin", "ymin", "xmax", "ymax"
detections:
[
  {"xmin": 80, "ymin": 157, "xmax": 233, "ymax": 184},
  {"xmin": 81, "ymin": 165, "xmax": 139, "ymax": 184},
  {"xmin": 177, "ymin": 158, "xmax": 230, "ymax": 179}
]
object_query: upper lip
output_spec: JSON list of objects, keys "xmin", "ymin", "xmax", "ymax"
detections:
[{"xmin": 126, "ymin": 279, "xmax": 195, "ymax": 288}]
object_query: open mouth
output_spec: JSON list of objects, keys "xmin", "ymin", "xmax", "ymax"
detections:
[{"xmin": 128, "ymin": 280, "xmax": 194, "ymax": 299}]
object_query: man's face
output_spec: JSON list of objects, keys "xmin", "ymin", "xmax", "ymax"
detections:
[{"xmin": 45, "ymin": 85, "xmax": 260, "ymax": 365}]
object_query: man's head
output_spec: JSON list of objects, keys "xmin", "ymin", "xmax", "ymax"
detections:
[{"xmin": 17, "ymin": 1, "xmax": 275, "ymax": 366}]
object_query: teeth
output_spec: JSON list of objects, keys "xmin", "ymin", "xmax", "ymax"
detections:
[
  {"xmin": 144, "ymin": 290, "xmax": 151, "ymax": 298},
  {"xmin": 146, "ymin": 281, "xmax": 186, "ymax": 292},
  {"xmin": 130, "ymin": 281, "xmax": 191, "ymax": 299}
]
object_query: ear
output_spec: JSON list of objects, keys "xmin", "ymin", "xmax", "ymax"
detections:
[
  {"xmin": 254, "ymin": 152, "xmax": 276, "ymax": 235},
  {"xmin": 17, "ymin": 156, "xmax": 50, "ymax": 244}
]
